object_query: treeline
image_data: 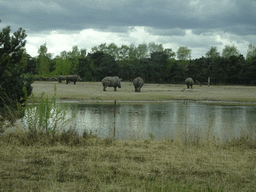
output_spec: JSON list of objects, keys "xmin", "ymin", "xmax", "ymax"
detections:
[{"xmin": 23, "ymin": 42, "xmax": 256, "ymax": 85}]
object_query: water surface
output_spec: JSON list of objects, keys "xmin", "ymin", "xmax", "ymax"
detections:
[{"xmin": 65, "ymin": 101, "xmax": 256, "ymax": 141}]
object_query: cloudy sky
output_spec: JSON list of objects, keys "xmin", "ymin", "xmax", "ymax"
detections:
[{"xmin": 1, "ymin": 0, "xmax": 256, "ymax": 59}]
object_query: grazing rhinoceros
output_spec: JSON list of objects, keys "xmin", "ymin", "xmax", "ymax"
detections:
[
  {"xmin": 66, "ymin": 74, "xmax": 82, "ymax": 84},
  {"xmin": 57, "ymin": 75, "xmax": 67, "ymax": 83},
  {"xmin": 133, "ymin": 77, "xmax": 144, "ymax": 92},
  {"xmin": 185, "ymin": 77, "xmax": 194, "ymax": 89},
  {"xmin": 102, "ymin": 76, "xmax": 122, "ymax": 91}
]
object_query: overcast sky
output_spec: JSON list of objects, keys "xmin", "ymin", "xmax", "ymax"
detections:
[{"xmin": 1, "ymin": 0, "xmax": 256, "ymax": 59}]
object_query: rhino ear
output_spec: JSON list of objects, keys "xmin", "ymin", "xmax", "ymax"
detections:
[{"xmin": 119, "ymin": 78, "xmax": 122, "ymax": 81}]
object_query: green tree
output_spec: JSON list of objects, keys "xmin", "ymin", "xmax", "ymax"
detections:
[
  {"xmin": 36, "ymin": 43, "xmax": 52, "ymax": 76},
  {"xmin": 148, "ymin": 42, "xmax": 164, "ymax": 54},
  {"xmin": 67, "ymin": 45, "xmax": 81, "ymax": 74},
  {"xmin": 0, "ymin": 26, "xmax": 33, "ymax": 119},
  {"xmin": 205, "ymin": 47, "xmax": 220, "ymax": 59},
  {"xmin": 150, "ymin": 51, "xmax": 169, "ymax": 82},
  {"xmin": 91, "ymin": 43, "xmax": 119, "ymax": 60},
  {"xmin": 177, "ymin": 46, "xmax": 191, "ymax": 60},
  {"xmin": 54, "ymin": 57, "xmax": 72, "ymax": 75},
  {"xmin": 137, "ymin": 58, "xmax": 155, "ymax": 82},
  {"xmin": 128, "ymin": 43, "xmax": 139, "ymax": 66},
  {"xmin": 26, "ymin": 55, "xmax": 37, "ymax": 74},
  {"xmin": 77, "ymin": 58, "xmax": 96, "ymax": 81},
  {"xmin": 91, "ymin": 43, "xmax": 108, "ymax": 53},
  {"xmin": 118, "ymin": 45, "xmax": 130, "ymax": 61},
  {"xmin": 136, "ymin": 43, "xmax": 148, "ymax": 59},
  {"xmin": 164, "ymin": 48, "xmax": 176, "ymax": 59},
  {"xmin": 80, "ymin": 49, "xmax": 87, "ymax": 58},
  {"xmin": 106, "ymin": 43, "xmax": 119, "ymax": 60},
  {"xmin": 222, "ymin": 44, "xmax": 240, "ymax": 59},
  {"xmin": 246, "ymin": 43, "xmax": 256, "ymax": 61},
  {"xmin": 87, "ymin": 51, "xmax": 118, "ymax": 80},
  {"xmin": 169, "ymin": 62, "xmax": 185, "ymax": 83}
]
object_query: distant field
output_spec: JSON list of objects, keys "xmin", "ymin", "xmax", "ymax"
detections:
[{"xmin": 31, "ymin": 81, "xmax": 256, "ymax": 103}]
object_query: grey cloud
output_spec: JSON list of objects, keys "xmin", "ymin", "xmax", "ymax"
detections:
[
  {"xmin": 0, "ymin": 0, "xmax": 256, "ymax": 37},
  {"xmin": 145, "ymin": 27, "xmax": 186, "ymax": 36}
]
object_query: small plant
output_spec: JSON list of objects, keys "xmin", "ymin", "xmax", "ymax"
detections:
[
  {"xmin": 149, "ymin": 132, "xmax": 155, "ymax": 140},
  {"xmin": 22, "ymin": 84, "xmax": 75, "ymax": 137}
]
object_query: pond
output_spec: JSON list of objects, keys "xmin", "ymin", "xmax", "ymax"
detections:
[{"xmin": 63, "ymin": 101, "xmax": 256, "ymax": 142}]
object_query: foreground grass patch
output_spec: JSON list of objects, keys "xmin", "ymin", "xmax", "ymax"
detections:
[{"xmin": 1, "ymin": 131, "xmax": 256, "ymax": 191}]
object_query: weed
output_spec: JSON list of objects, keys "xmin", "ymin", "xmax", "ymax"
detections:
[
  {"xmin": 149, "ymin": 132, "xmax": 155, "ymax": 140},
  {"xmin": 22, "ymin": 84, "xmax": 75, "ymax": 138}
]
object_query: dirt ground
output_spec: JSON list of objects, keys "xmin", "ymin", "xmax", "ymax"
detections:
[{"xmin": 31, "ymin": 81, "xmax": 256, "ymax": 103}]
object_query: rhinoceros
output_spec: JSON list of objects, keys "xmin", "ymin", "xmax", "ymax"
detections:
[
  {"xmin": 102, "ymin": 76, "xmax": 122, "ymax": 91},
  {"xmin": 185, "ymin": 77, "xmax": 194, "ymax": 89},
  {"xmin": 57, "ymin": 75, "xmax": 67, "ymax": 83},
  {"xmin": 133, "ymin": 77, "xmax": 144, "ymax": 92},
  {"xmin": 66, "ymin": 74, "xmax": 82, "ymax": 84}
]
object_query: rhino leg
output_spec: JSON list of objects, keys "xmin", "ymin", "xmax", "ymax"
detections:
[
  {"xmin": 114, "ymin": 86, "xmax": 117, "ymax": 91},
  {"xmin": 103, "ymin": 86, "xmax": 106, "ymax": 91}
]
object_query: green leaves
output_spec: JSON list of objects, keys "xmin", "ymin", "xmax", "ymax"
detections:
[
  {"xmin": 205, "ymin": 47, "xmax": 220, "ymax": 59},
  {"xmin": 24, "ymin": 85, "xmax": 75, "ymax": 135},
  {"xmin": 222, "ymin": 44, "xmax": 240, "ymax": 59},
  {"xmin": 246, "ymin": 43, "xmax": 256, "ymax": 61},
  {"xmin": 0, "ymin": 26, "xmax": 33, "ymax": 121}
]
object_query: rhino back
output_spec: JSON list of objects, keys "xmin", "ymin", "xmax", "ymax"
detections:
[
  {"xmin": 185, "ymin": 78, "xmax": 194, "ymax": 84},
  {"xmin": 102, "ymin": 76, "xmax": 120, "ymax": 86},
  {"xmin": 133, "ymin": 77, "xmax": 144, "ymax": 86}
]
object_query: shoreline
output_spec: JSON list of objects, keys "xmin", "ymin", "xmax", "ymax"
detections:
[{"xmin": 56, "ymin": 99, "xmax": 256, "ymax": 106}]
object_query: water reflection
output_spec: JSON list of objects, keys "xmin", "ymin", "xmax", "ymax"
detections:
[{"xmin": 65, "ymin": 101, "xmax": 256, "ymax": 141}]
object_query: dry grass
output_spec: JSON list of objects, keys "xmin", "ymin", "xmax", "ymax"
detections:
[
  {"xmin": 1, "ymin": 130, "xmax": 256, "ymax": 191},
  {"xmin": 31, "ymin": 81, "xmax": 256, "ymax": 103}
]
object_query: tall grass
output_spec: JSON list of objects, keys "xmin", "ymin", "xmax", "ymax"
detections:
[
  {"xmin": 0, "ymin": 84, "xmax": 84, "ymax": 146},
  {"xmin": 23, "ymin": 84, "xmax": 74, "ymax": 135}
]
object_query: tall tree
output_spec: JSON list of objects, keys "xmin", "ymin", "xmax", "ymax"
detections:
[
  {"xmin": 136, "ymin": 43, "xmax": 148, "ymax": 59},
  {"xmin": 87, "ymin": 51, "xmax": 118, "ymax": 80},
  {"xmin": 150, "ymin": 51, "xmax": 169, "ymax": 82},
  {"xmin": 177, "ymin": 46, "xmax": 191, "ymax": 60},
  {"xmin": 26, "ymin": 55, "xmax": 37, "ymax": 74},
  {"xmin": 128, "ymin": 43, "xmax": 139, "ymax": 65},
  {"xmin": 0, "ymin": 26, "xmax": 33, "ymax": 119},
  {"xmin": 77, "ymin": 57, "xmax": 96, "ymax": 81},
  {"xmin": 36, "ymin": 43, "xmax": 52, "ymax": 76},
  {"xmin": 91, "ymin": 43, "xmax": 119, "ymax": 60},
  {"xmin": 205, "ymin": 47, "xmax": 220, "ymax": 59},
  {"xmin": 222, "ymin": 44, "xmax": 240, "ymax": 59},
  {"xmin": 54, "ymin": 57, "xmax": 72, "ymax": 75},
  {"xmin": 67, "ymin": 45, "xmax": 80, "ymax": 74},
  {"xmin": 246, "ymin": 43, "xmax": 256, "ymax": 61},
  {"xmin": 91, "ymin": 43, "xmax": 108, "ymax": 53},
  {"xmin": 80, "ymin": 48, "xmax": 87, "ymax": 58},
  {"xmin": 164, "ymin": 48, "xmax": 176, "ymax": 59},
  {"xmin": 118, "ymin": 45, "xmax": 129, "ymax": 61},
  {"xmin": 148, "ymin": 42, "xmax": 164, "ymax": 54}
]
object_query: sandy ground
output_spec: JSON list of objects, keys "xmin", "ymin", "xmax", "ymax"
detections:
[{"xmin": 31, "ymin": 81, "xmax": 256, "ymax": 104}]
